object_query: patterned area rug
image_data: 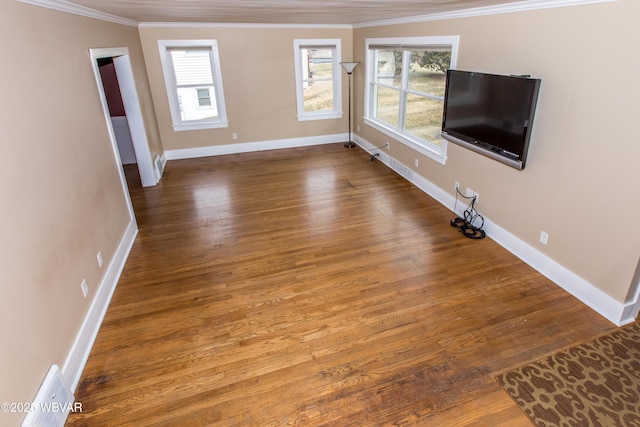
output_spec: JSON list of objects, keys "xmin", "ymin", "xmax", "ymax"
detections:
[{"xmin": 496, "ymin": 322, "xmax": 640, "ymax": 427}]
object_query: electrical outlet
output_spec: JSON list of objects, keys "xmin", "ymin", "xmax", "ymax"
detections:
[
  {"xmin": 540, "ymin": 231, "xmax": 549, "ymax": 245},
  {"xmin": 232, "ymin": 133, "xmax": 238, "ymax": 140},
  {"xmin": 455, "ymin": 181, "xmax": 460, "ymax": 191},
  {"xmin": 414, "ymin": 159, "xmax": 419, "ymax": 168},
  {"xmin": 97, "ymin": 251, "xmax": 103, "ymax": 268},
  {"xmin": 386, "ymin": 142, "xmax": 390, "ymax": 150},
  {"xmin": 466, "ymin": 188, "xmax": 479, "ymax": 202},
  {"xmin": 81, "ymin": 279, "xmax": 88, "ymax": 297}
]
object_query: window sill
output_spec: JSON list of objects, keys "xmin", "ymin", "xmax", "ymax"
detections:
[
  {"xmin": 296, "ymin": 111, "xmax": 343, "ymax": 122},
  {"xmin": 364, "ymin": 118, "xmax": 447, "ymax": 165},
  {"xmin": 172, "ymin": 120, "xmax": 229, "ymax": 132}
]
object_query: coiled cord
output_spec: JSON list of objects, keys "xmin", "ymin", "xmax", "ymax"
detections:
[{"xmin": 450, "ymin": 188, "xmax": 486, "ymax": 239}]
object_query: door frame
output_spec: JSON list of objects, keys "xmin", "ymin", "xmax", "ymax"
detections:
[{"xmin": 89, "ymin": 47, "xmax": 157, "ymax": 189}]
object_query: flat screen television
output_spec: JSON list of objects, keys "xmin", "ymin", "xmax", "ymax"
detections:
[{"xmin": 441, "ymin": 70, "xmax": 541, "ymax": 170}]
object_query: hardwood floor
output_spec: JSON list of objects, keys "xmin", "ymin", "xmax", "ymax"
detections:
[{"xmin": 66, "ymin": 144, "xmax": 616, "ymax": 426}]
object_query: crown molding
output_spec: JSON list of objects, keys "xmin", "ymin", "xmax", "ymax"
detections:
[
  {"xmin": 16, "ymin": 0, "xmax": 620, "ymax": 31},
  {"xmin": 353, "ymin": 0, "xmax": 621, "ymax": 28},
  {"xmin": 138, "ymin": 22, "xmax": 353, "ymax": 29},
  {"xmin": 16, "ymin": 0, "xmax": 138, "ymax": 26}
]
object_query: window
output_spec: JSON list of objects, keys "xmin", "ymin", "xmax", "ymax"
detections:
[
  {"xmin": 293, "ymin": 39, "xmax": 342, "ymax": 121},
  {"xmin": 158, "ymin": 40, "xmax": 228, "ymax": 131},
  {"xmin": 365, "ymin": 36, "xmax": 459, "ymax": 164},
  {"xmin": 196, "ymin": 88, "xmax": 211, "ymax": 107}
]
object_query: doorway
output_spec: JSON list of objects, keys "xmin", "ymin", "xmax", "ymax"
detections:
[
  {"xmin": 97, "ymin": 57, "xmax": 137, "ymax": 167},
  {"xmin": 89, "ymin": 47, "xmax": 157, "ymax": 193}
]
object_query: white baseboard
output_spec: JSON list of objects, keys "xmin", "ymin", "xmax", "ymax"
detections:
[
  {"xmin": 486, "ymin": 222, "xmax": 635, "ymax": 327},
  {"xmin": 354, "ymin": 135, "xmax": 634, "ymax": 327},
  {"xmin": 62, "ymin": 220, "xmax": 138, "ymax": 392},
  {"xmin": 164, "ymin": 133, "xmax": 347, "ymax": 160}
]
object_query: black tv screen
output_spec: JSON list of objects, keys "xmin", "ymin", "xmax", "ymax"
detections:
[{"xmin": 441, "ymin": 70, "xmax": 541, "ymax": 170}]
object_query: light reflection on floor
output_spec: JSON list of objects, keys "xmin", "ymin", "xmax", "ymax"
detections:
[
  {"xmin": 305, "ymin": 166, "xmax": 337, "ymax": 232},
  {"xmin": 193, "ymin": 182, "xmax": 234, "ymax": 246}
]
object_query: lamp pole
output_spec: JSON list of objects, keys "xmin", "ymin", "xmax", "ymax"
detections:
[{"xmin": 340, "ymin": 62, "xmax": 359, "ymax": 148}]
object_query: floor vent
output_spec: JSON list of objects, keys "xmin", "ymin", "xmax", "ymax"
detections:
[
  {"xmin": 22, "ymin": 365, "xmax": 74, "ymax": 427},
  {"xmin": 390, "ymin": 159, "xmax": 413, "ymax": 182},
  {"xmin": 154, "ymin": 155, "xmax": 164, "ymax": 177}
]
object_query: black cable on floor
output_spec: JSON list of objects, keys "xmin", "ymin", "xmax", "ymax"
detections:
[
  {"xmin": 360, "ymin": 144, "xmax": 387, "ymax": 162},
  {"xmin": 450, "ymin": 187, "xmax": 486, "ymax": 239}
]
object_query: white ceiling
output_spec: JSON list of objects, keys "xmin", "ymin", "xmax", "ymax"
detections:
[{"xmin": 58, "ymin": 0, "xmax": 526, "ymax": 26}]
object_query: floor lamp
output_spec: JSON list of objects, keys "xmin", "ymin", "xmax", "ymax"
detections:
[{"xmin": 340, "ymin": 62, "xmax": 359, "ymax": 148}]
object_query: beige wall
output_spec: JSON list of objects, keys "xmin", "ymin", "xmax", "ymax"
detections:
[
  {"xmin": 2, "ymin": 1, "xmax": 639, "ymax": 423},
  {"xmin": 0, "ymin": 0, "xmax": 157, "ymax": 423},
  {"xmin": 353, "ymin": 0, "xmax": 640, "ymax": 303},
  {"xmin": 138, "ymin": 25, "xmax": 353, "ymax": 150}
]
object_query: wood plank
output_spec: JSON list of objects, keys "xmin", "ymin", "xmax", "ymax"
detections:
[{"xmin": 67, "ymin": 144, "xmax": 616, "ymax": 426}]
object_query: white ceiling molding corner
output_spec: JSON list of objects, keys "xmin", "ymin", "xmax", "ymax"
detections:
[
  {"xmin": 16, "ymin": 0, "xmax": 139, "ymax": 26},
  {"xmin": 353, "ymin": 0, "xmax": 622, "ymax": 28}
]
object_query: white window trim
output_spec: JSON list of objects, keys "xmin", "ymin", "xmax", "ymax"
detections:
[
  {"xmin": 293, "ymin": 39, "xmax": 343, "ymax": 122},
  {"xmin": 158, "ymin": 39, "xmax": 228, "ymax": 131},
  {"xmin": 364, "ymin": 36, "xmax": 459, "ymax": 164}
]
